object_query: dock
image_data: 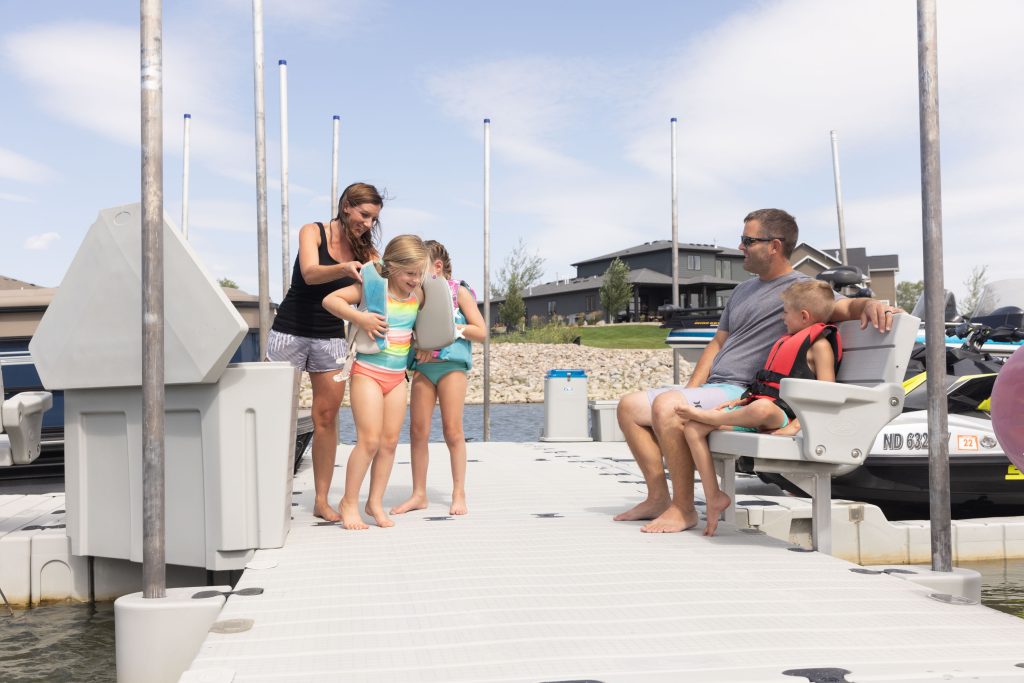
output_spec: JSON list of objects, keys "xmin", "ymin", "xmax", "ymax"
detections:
[{"xmin": 173, "ymin": 441, "xmax": 1024, "ymax": 682}]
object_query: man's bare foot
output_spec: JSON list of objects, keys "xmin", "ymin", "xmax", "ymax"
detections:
[
  {"xmin": 613, "ymin": 498, "xmax": 670, "ymax": 522},
  {"xmin": 313, "ymin": 499, "xmax": 341, "ymax": 523},
  {"xmin": 640, "ymin": 505, "xmax": 699, "ymax": 533},
  {"xmin": 703, "ymin": 491, "xmax": 732, "ymax": 536},
  {"xmin": 450, "ymin": 491, "xmax": 467, "ymax": 515},
  {"xmin": 390, "ymin": 493, "xmax": 429, "ymax": 515},
  {"xmin": 365, "ymin": 503, "xmax": 394, "ymax": 528},
  {"xmin": 339, "ymin": 497, "xmax": 368, "ymax": 530}
]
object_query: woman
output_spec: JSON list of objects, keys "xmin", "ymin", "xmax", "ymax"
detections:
[{"xmin": 267, "ymin": 182, "xmax": 383, "ymax": 522}]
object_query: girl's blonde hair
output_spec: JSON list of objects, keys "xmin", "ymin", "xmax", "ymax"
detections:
[
  {"xmin": 424, "ymin": 239, "xmax": 452, "ymax": 279},
  {"xmin": 379, "ymin": 234, "xmax": 428, "ymax": 279}
]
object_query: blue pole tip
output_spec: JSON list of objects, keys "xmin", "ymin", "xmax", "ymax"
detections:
[
  {"xmin": 484, "ymin": 118, "xmax": 491, "ymax": 123},
  {"xmin": 671, "ymin": 117, "xmax": 677, "ymax": 122},
  {"xmin": 279, "ymin": 59, "xmax": 287, "ymax": 65},
  {"xmin": 184, "ymin": 113, "xmax": 191, "ymax": 119},
  {"xmin": 333, "ymin": 115, "xmax": 340, "ymax": 120}
]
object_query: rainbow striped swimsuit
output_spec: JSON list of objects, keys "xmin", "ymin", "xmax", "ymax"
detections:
[{"xmin": 353, "ymin": 291, "xmax": 419, "ymax": 375}]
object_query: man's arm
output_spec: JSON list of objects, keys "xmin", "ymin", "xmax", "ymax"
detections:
[
  {"xmin": 831, "ymin": 297, "xmax": 903, "ymax": 332},
  {"xmin": 686, "ymin": 329, "xmax": 729, "ymax": 388}
]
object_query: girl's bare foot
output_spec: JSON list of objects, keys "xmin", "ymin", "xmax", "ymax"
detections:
[
  {"xmin": 338, "ymin": 497, "xmax": 368, "ymax": 530},
  {"xmin": 390, "ymin": 493, "xmax": 429, "ymax": 515},
  {"xmin": 640, "ymin": 505, "xmax": 699, "ymax": 533},
  {"xmin": 313, "ymin": 499, "xmax": 341, "ymax": 523},
  {"xmin": 703, "ymin": 491, "xmax": 732, "ymax": 536},
  {"xmin": 613, "ymin": 497, "xmax": 670, "ymax": 522},
  {"xmin": 450, "ymin": 490, "xmax": 467, "ymax": 515},
  {"xmin": 365, "ymin": 503, "xmax": 394, "ymax": 528}
]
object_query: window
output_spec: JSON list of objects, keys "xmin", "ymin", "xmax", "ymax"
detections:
[
  {"xmin": 716, "ymin": 295, "xmax": 724, "ymax": 308},
  {"xmin": 715, "ymin": 259, "xmax": 731, "ymax": 280},
  {"xmin": 547, "ymin": 301, "xmax": 557, "ymax": 316},
  {"xmin": 687, "ymin": 254, "xmax": 701, "ymax": 271},
  {"xmin": 585, "ymin": 295, "xmax": 595, "ymax": 312}
]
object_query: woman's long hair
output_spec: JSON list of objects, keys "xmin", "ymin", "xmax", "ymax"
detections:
[{"xmin": 336, "ymin": 182, "xmax": 384, "ymax": 263}]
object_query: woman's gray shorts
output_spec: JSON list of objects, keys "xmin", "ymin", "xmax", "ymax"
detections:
[{"xmin": 266, "ymin": 329, "xmax": 348, "ymax": 373}]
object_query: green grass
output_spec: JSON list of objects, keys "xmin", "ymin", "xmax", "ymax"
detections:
[{"xmin": 492, "ymin": 323, "xmax": 668, "ymax": 349}]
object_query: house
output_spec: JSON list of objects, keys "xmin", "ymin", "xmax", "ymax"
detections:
[
  {"xmin": 790, "ymin": 243, "xmax": 899, "ymax": 305},
  {"xmin": 482, "ymin": 240, "xmax": 899, "ymax": 325}
]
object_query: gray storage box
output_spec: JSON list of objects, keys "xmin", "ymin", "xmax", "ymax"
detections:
[
  {"xmin": 540, "ymin": 369, "xmax": 592, "ymax": 442},
  {"xmin": 589, "ymin": 400, "xmax": 625, "ymax": 441}
]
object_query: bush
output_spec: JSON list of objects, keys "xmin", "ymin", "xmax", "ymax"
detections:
[{"xmin": 491, "ymin": 322, "xmax": 580, "ymax": 344}]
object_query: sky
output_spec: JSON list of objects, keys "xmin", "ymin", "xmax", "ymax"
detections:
[{"xmin": 1, "ymin": 0, "xmax": 1021, "ymax": 304}]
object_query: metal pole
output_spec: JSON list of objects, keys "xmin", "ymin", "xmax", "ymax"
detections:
[
  {"xmin": 181, "ymin": 113, "xmax": 191, "ymax": 240},
  {"xmin": 483, "ymin": 118, "xmax": 492, "ymax": 442},
  {"xmin": 279, "ymin": 60, "xmax": 290, "ymax": 300},
  {"xmin": 670, "ymin": 117, "xmax": 681, "ymax": 384},
  {"xmin": 917, "ymin": 0, "xmax": 951, "ymax": 573},
  {"xmin": 140, "ymin": 0, "xmax": 166, "ymax": 599},
  {"xmin": 331, "ymin": 115, "xmax": 340, "ymax": 217},
  {"xmin": 251, "ymin": 0, "xmax": 270, "ymax": 358},
  {"xmin": 829, "ymin": 130, "xmax": 849, "ymax": 266}
]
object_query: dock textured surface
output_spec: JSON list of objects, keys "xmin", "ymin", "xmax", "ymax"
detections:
[{"xmin": 181, "ymin": 442, "xmax": 1024, "ymax": 681}]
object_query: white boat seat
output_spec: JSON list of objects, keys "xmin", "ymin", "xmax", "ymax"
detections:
[
  {"xmin": 0, "ymin": 367, "xmax": 53, "ymax": 466},
  {"xmin": 708, "ymin": 313, "xmax": 920, "ymax": 555}
]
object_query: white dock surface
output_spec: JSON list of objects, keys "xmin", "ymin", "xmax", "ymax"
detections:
[{"xmin": 185, "ymin": 442, "xmax": 1024, "ymax": 682}]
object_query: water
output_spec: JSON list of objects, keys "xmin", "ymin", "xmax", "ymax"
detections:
[{"xmin": 337, "ymin": 402, "xmax": 547, "ymax": 444}]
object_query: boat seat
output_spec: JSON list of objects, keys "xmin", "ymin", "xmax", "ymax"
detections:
[
  {"xmin": 0, "ymin": 367, "xmax": 53, "ymax": 466},
  {"xmin": 708, "ymin": 313, "xmax": 920, "ymax": 555}
]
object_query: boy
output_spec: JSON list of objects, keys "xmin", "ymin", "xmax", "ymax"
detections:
[{"xmin": 673, "ymin": 279, "xmax": 842, "ymax": 536}]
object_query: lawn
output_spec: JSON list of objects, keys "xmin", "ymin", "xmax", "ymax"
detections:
[{"xmin": 576, "ymin": 324, "xmax": 669, "ymax": 349}]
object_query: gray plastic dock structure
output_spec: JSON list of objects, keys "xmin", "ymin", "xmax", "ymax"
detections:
[{"xmin": 29, "ymin": 204, "xmax": 298, "ymax": 570}]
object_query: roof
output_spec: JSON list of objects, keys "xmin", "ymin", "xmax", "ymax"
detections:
[
  {"xmin": 571, "ymin": 240, "xmax": 742, "ymax": 267},
  {"xmin": 0, "ymin": 275, "xmax": 43, "ymax": 290}
]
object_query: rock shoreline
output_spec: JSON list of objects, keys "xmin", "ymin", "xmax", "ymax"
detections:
[{"xmin": 298, "ymin": 343, "xmax": 693, "ymax": 407}]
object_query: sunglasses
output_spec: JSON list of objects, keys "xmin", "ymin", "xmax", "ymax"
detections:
[{"xmin": 739, "ymin": 235, "xmax": 781, "ymax": 247}]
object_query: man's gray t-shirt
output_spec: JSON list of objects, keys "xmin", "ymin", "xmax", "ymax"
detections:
[{"xmin": 706, "ymin": 271, "xmax": 813, "ymax": 386}]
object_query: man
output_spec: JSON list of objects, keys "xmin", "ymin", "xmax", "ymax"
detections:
[{"xmin": 613, "ymin": 208, "xmax": 899, "ymax": 533}]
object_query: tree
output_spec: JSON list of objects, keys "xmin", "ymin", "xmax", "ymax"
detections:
[
  {"xmin": 896, "ymin": 280, "xmax": 924, "ymax": 312},
  {"xmin": 599, "ymin": 257, "xmax": 633, "ymax": 323},
  {"xmin": 218, "ymin": 277, "xmax": 239, "ymax": 289},
  {"xmin": 498, "ymin": 281, "xmax": 526, "ymax": 331},
  {"xmin": 492, "ymin": 237, "xmax": 544, "ymax": 298},
  {"xmin": 959, "ymin": 264, "xmax": 988, "ymax": 316}
]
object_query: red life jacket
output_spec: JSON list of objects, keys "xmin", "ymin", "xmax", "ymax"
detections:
[{"xmin": 747, "ymin": 322, "xmax": 843, "ymax": 413}]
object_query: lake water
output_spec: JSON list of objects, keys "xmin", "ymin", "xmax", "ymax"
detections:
[{"xmin": 5, "ymin": 402, "xmax": 1024, "ymax": 681}]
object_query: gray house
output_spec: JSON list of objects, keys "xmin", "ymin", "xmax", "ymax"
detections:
[{"xmin": 484, "ymin": 240, "xmax": 752, "ymax": 324}]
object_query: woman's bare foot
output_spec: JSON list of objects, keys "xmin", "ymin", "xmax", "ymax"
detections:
[
  {"xmin": 450, "ymin": 490, "xmax": 467, "ymax": 515},
  {"xmin": 313, "ymin": 498, "xmax": 341, "ymax": 523},
  {"xmin": 365, "ymin": 503, "xmax": 394, "ymax": 528},
  {"xmin": 613, "ymin": 497, "xmax": 670, "ymax": 522},
  {"xmin": 390, "ymin": 493, "xmax": 429, "ymax": 515},
  {"xmin": 339, "ymin": 497, "xmax": 368, "ymax": 530},
  {"xmin": 703, "ymin": 491, "xmax": 731, "ymax": 536},
  {"xmin": 640, "ymin": 505, "xmax": 699, "ymax": 533}
]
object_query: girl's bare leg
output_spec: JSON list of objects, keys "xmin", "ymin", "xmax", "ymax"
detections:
[
  {"xmin": 364, "ymin": 381, "xmax": 408, "ymax": 527},
  {"xmin": 436, "ymin": 370, "xmax": 469, "ymax": 514},
  {"xmin": 308, "ymin": 371, "xmax": 346, "ymax": 522},
  {"xmin": 339, "ymin": 374, "xmax": 383, "ymax": 530},
  {"xmin": 391, "ymin": 373, "xmax": 436, "ymax": 514},
  {"xmin": 683, "ymin": 421, "xmax": 730, "ymax": 536}
]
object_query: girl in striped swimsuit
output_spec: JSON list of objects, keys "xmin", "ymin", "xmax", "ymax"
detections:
[{"xmin": 323, "ymin": 235, "xmax": 428, "ymax": 530}]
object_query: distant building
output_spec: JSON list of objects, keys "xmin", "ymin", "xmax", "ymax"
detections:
[
  {"xmin": 482, "ymin": 240, "xmax": 899, "ymax": 326},
  {"xmin": 0, "ymin": 275, "xmax": 42, "ymax": 290}
]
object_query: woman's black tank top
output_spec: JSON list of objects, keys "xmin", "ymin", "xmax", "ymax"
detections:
[{"xmin": 271, "ymin": 222, "xmax": 357, "ymax": 339}]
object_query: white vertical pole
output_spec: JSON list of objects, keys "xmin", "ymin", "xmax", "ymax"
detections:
[
  {"xmin": 251, "ymin": 0, "xmax": 270, "ymax": 358},
  {"xmin": 140, "ymin": 0, "xmax": 166, "ymax": 599},
  {"xmin": 279, "ymin": 60, "xmax": 290, "ymax": 300},
  {"xmin": 830, "ymin": 130, "xmax": 849, "ymax": 266},
  {"xmin": 331, "ymin": 115, "xmax": 340, "ymax": 216},
  {"xmin": 181, "ymin": 113, "xmax": 191, "ymax": 240},
  {"xmin": 671, "ymin": 117, "xmax": 680, "ymax": 384},
  {"xmin": 483, "ymin": 118, "xmax": 492, "ymax": 442}
]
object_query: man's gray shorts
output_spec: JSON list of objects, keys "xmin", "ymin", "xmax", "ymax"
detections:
[
  {"xmin": 646, "ymin": 383, "xmax": 746, "ymax": 410},
  {"xmin": 266, "ymin": 330, "xmax": 348, "ymax": 373}
]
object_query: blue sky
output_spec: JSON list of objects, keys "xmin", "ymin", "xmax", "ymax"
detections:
[{"xmin": 1, "ymin": 1, "xmax": 1021, "ymax": 303}]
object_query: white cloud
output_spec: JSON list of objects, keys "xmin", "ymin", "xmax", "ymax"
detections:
[
  {"xmin": 0, "ymin": 191, "xmax": 35, "ymax": 203},
  {"xmin": 24, "ymin": 232, "xmax": 60, "ymax": 250},
  {"xmin": 0, "ymin": 147, "xmax": 55, "ymax": 183}
]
